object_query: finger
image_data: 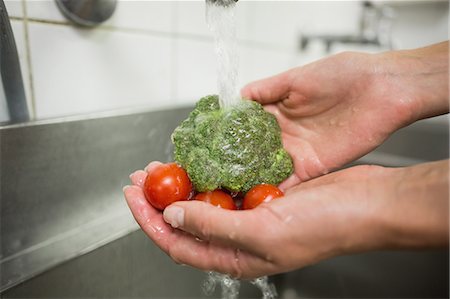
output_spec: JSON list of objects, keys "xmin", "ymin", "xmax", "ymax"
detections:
[
  {"xmin": 129, "ymin": 170, "xmax": 147, "ymax": 187},
  {"xmin": 124, "ymin": 186, "xmax": 272, "ymax": 278},
  {"xmin": 166, "ymin": 233, "xmax": 274, "ymax": 279},
  {"xmin": 144, "ymin": 161, "xmax": 163, "ymax": 173},
  {"xmin": 163, "ymin": 200, "xmax": 265, "ymax": 252},
  {"xmin": 278, "ymin": 174, "xmax": 301, "ymax": 192},
  {"xmin": 241, "ymin": 70, "xmax": 293, "ymax": 104},
  {"xmin": 284, "ymin": 169, "xmax": 347, "ymax": 195},
  {"xmin": 123, "ymin": 185, "xmax": 172, "ymax": 250}
]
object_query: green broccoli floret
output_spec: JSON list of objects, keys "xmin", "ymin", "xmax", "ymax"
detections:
[{"xmin": 172, "ymin": 95, "xmax": 294, "ymax": 193}]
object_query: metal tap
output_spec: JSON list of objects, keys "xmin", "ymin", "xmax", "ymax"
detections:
[
  {"xmin": 300, "ymin": 1, "xmax": 395, "ymax": 52},
  {"xmin": 206, "ymin": 0, "xmax": 238, "ymax": 7}
]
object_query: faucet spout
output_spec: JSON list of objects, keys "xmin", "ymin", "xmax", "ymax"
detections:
[{"xmin": 206, "ymin": 0, "xmax": 238, "ymax": 7}]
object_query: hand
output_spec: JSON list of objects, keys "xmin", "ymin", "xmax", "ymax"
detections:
[
  {"xmin": 124, "ymin": 161, "xmax": 448, "ymax": 279},
  {"xmin": 241, "ymin": 42, "xmax": 449, "ymax": 189}
]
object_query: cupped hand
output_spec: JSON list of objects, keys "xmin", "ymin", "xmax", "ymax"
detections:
[
  {"xmin": 124, "ymin": 161, "xmax": 396, "ymax": 279},
  {"xmin": 241, "ymin": 52, "xmax": 419, "ymax": 189}
]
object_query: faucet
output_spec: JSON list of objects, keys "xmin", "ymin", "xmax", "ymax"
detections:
[
  {"xmin": 206, "ymin": 0, "xmax": 238, "ymax": 7},
  {"xmin": 300, "ymin": 1, "xmax": 395, "ymax": 52}
]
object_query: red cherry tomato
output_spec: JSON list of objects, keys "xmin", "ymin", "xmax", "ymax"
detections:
[
  {"xmin": 242, "ymin": 184, "xmax": 283, "ymax": 210},
  {"xmin": 143, "ymin": 163, "xmax": 192, "ymax": 210},
  {"xmin": 194, "ymin": 190, "xmax": 237, "ymax": 210}
]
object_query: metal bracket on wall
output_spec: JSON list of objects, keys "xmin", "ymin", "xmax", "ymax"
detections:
[{"xmin": 55, "ymin": 0, "xmax": 117, "ymax": 27}]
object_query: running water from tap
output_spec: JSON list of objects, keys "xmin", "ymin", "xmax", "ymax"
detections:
[
  {"xmin": 203, "ymin": 272, "xmax": 277, "ymax": 299},
  {"xmin": 206, "ymin": 0, "xmax": 240, "ymax": 108},
  {"xmin": 203, "ymin": 1, "xmax": 278, "ymax": 298}
]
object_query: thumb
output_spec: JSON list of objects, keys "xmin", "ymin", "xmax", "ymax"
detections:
[
  {"xmin": 241, "ymin": 69, "xmax": 294, "ymax": 104},
  {"xmin": 163, "ymin": 200, "xmax": 257, "ymax": 248}
]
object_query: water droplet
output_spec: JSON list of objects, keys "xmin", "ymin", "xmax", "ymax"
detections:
[
  {"xmin": 233, "ymin": 218, "xmax": 242, "ymax": 228},
  {"xmin": 284, "ymin": 215, "xmax": 293, "ymax": 224}
]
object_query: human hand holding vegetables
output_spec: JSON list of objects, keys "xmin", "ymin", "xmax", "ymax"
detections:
[
  {"xmin": 241, "ymin": 42, "xmax": 449, "ymax": 189},
  {"xmin": 124, "ymin": 161, "xmax": 448, "ymax": 278},
  {"xmin": 123, "ymin": 42, "xmax": 448, "ymax": 278}
]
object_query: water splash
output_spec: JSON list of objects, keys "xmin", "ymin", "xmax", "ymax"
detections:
[
  {"xmin": 206, "ymin": 0, "xmax": 240, "ymax": 108},
  {"xmin": 203, "ymin": 272, "xmax": 277, "ymax": 299},
  {"xmin": 251, "ymin": 276, "xmax": 278, "ymax": 299},
  {"xmin": 203, "ymin": 272, "xmax": 240, "ymax": 299}
]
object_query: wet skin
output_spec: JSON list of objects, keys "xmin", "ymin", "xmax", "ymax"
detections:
[{"xmin": 124, "ymin": 42, "xmax": 449, "ymax": 279}]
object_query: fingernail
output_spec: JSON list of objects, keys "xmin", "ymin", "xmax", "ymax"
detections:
[
  {"xmin": 163, "ymin": 206, "xmax": 184, "ymax": 228},
  {"xmin": 129, "ymin": 170, "xmax": 145, "ymax": 187},
  {"xmin": 123, "ymin": 185, "xmax": 131, "ymax": 192}
]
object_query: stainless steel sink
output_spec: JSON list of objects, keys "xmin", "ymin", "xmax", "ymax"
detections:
[{"xmin": 1, "ymin": 107, "xmax": 448, "ymax": 298}]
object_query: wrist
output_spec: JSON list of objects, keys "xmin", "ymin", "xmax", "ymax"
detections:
[
  {"xmin": 373, "ymin": 43, "xmax": 449, "ymax": 126},
  {"xmin": 369, "ymin": 161, "xmax": 449, "ymax": 250},
  {"xmin": 338, "ymin": 166, "xmax": 401, "ymax": 254}
]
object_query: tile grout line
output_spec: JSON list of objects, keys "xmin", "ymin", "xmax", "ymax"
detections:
[
  {"xmin": 21, "ymin": 0, "xmax": 37, "ymax": 120},
  {"xmin": 8, "ymin": 16, "xmax": 293, "ymax": 53}
]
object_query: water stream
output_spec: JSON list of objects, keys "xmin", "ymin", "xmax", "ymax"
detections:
[
  {"xmin": 203, "ymin": 2, "xmax": 278, "ymax": 298},
  {"xmin": 206, "ymin": 0, "xmax": 240, "ymax": 108},
  {"xmin": 203, "ymin": 271, "xmax": 277, "ymax": 299}
]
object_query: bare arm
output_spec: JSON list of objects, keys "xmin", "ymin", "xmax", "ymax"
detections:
[
  {"xmin": 373, "ymin": 41, "xmax": 449, "ymax": 122},
  {"xmin": 124, "ymin": 42, "xmax": 449, "ymax": 278},
  {"xmin": 366, "ymin": 160, "xmax": 449, "ymax": 251}
]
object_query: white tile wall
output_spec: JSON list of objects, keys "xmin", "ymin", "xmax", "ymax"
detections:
[
  {"xmin": 4, "ymin": 0, "xmax": 23, "ymax": 18},
  {"xmin": 108, "ymin": 1, "xmax": 174, "ymax": 32},
  {"xmin": 25, "ymin": 0, "xmax": 66, "ymax": 22},
  {"xmin": 390, "ymin": 2, "xmax": 449, "ymax": 49},
  {"xmin": 2, "ymin": 0, "xmax": 448, "ymax": 121},
  {"xmin": 174, "ymin": 37, "xmax": 216, "ymax": 104},
  {"xmin": 240, "ymin": 45, "xmax": 293, "ymax": 86},
  {"xmin": 26, "ymin": 0, "xmax": 175, "ymax": 32},
  {"xmin": 28, "ymin": 22, "xmax": 172, "ymax": 119},
  {"xmin": 237, "ymin": 1, "xmax": 301, "ymax": 48},
  {"xmin": 174, "ymin": 1, "xmax": 211, "ymax": 37}
]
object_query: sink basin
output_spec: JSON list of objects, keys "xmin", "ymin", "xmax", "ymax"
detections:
[{"xmin": 1, "ymin": 107, "xmax": 448, "ymax": 298}]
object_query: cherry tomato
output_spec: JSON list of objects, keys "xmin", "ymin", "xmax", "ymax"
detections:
[
  {"xmin": 143, "ymin": 163, "xmax": 192, "ymax": 210},
  {"xmin": 242, "ymin": 184, "xmax": 283, "ymax": 210},
  {"xmin": 194, "ymin": 190, "xmax": 237, "ymax": 210}
]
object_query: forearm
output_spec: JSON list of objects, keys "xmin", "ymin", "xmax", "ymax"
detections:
[
  {"xmin": 376, "ymin": 42, "xmax": 449, "ymax": 123},
  {"xmin": 372, "ymin": 160, "xmax": 449, "ymax": 250}
]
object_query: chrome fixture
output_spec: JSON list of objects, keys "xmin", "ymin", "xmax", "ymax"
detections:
[
  {"xmin": 55, "ymin": 0, "xmax": 117, "ymax": 27},
  {"xmin": 300, "ymin": 1, "xmax": 395, "ymax": 52},
  {"xmin": 0, "ymin": 0, "xmax": 29, "ymax": 123},
  {"xmin": 206, "ymin": 0, "xmax": 238, "ymax": 7}
]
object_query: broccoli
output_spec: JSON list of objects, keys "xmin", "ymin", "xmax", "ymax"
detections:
[{"xmin": 172, "ymin": 95, "xmax": 294, "ymax": 193}]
